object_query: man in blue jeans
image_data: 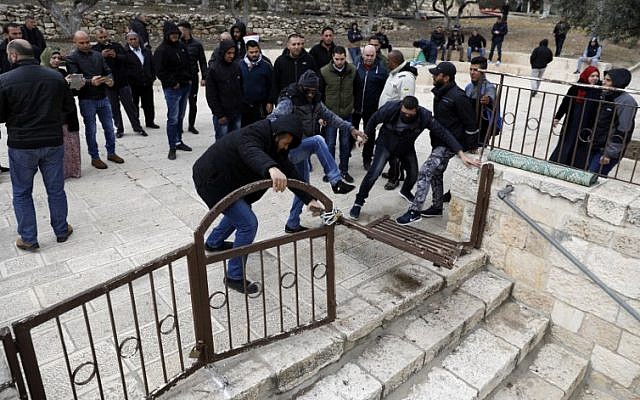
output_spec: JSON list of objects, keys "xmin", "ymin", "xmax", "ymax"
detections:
[
  {"xmin": 66, "ymin": 30, "xmax": 125, "ymax": 169},
  {"xmin": 153, "ymin": 21, "xmax": 194, "ymax": 160},
  {"xmin": 268, "ymin": 70, "xmax": 366, "ymax": 232},
  {"xmin": 0, "ymin": 39, "xmax": 75, "ymax": 250},
  {"xmin": 193, "ymin": 115, "xmax": 323, "ymax": 294}
]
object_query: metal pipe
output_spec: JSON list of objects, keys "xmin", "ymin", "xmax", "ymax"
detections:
[{"xmin": 498, "ymin": 185, "xmax": 640, "ymax": 323}]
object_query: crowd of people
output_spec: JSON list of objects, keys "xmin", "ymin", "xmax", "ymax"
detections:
[{"xmin": 0, "ymin": 14, "xmax": 636, "ymax": 293}]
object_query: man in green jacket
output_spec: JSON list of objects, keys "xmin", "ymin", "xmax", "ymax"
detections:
[{"xmin": 320, "ymin": 46, "xmax": 357, "ymax": 182}]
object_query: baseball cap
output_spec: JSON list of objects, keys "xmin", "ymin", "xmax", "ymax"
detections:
[{"xmin": 428, "ymin": 61, "xmax": 457, "ymax": 78}]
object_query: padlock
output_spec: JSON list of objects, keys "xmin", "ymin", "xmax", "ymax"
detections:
[{"xmin": 188, "ymin": 346, "xmax": 201, "ymax": 359}]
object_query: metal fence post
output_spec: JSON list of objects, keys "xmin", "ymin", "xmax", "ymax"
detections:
[
  {"xmin": 0, "ymin": 327, "xmax": 28, "ymax": 399},
  {"xmin": 11, "ymin": 325, "xmax": 45, "ymax": 399},
  {"xmin": 186, "ymin": 241, "xmax": 215, "ymax": 363}
]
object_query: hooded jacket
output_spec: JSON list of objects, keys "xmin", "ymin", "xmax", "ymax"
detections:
[
  {"xmin": 181, "ymin": 36, "xmax": 207, "ymax": 79},
  {"xmin": 354, "ymin": 58, "xmax": 388, "ymax": 115},
  {"xmin": 230, "ymin": 22, "xmax": 247, "ymax": 60},
  {"xmin": 206, "ymin": 40, "xmax": 243, "ymax": 118},
  {"xmin": 467, "ymin": 33, "xmax": 486, "ymax": 50},
  {"xmin": 378, "ymin": 61, "xmax": 417, "ymax": 108},
  {"xmin": 192, "ymin": 114, "xmax": 312, "ymax": 208},
  {"xmin": 365, "ymin": 100, "xmax": 462, "ymax": 156},
  {"xmin": 309, "ymin": 40, "xmax": 336, "ymax": 69},
  {"xmin": 530, "ymin": 39, "xmax": 553, "ymax": 69},
  {"xmin": 594, "ymin": 69, "xmax": 637, "ymax": 159},
  {"xmin": 431, "ymin": 81, "xmax": 479, "ymax": 151},
  {"xmin": 271, "ymin": 48, "xmax": 317, "ymax": 103},
  {"xmin": 153, "ymin": 22, "xmax": 193, "ymax": 89},
  {"xmin": 491, "ymin": 21, "xmax": 508, "ymax": 43}
]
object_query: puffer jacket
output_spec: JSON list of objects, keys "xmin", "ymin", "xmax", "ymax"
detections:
[
  {"xmin": 378, "ymin": 61, "xmax": 417, "ymax": 108},
  {"xmin": 431, "ymin": 81, "xmax": 479, "ymax": 151},
  {"xmin": 320, "ymin": 62, "xmax": 356, "ymax": 118}
]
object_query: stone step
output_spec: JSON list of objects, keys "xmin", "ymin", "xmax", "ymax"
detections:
[
  {"xmin": 403, "ymin": 299, "xmax": 549, "ymax": 399},
  {"xmin": 166, "ymin": 251, "xmax": 487, "ymax": 399},
  {"xmin": 295, "ymin": 269, "xmax": 515, "ymax": 399},
  {"xmin": 490, "ymin": 343, "xmax": 589, "ymax": 400}
]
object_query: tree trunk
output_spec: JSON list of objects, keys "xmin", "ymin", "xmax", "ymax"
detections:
[
  {"xmin": 37, "ymin": 0, "xmax": 99, "ymax": 38},
  {"xmin": 243, "ymin": 0, "xmax": 249, "ymax": 25}
]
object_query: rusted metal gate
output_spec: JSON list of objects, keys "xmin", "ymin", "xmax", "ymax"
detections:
[{"xmin": 1, "ymin": 180, "xmax": 336, "ymax": 399}]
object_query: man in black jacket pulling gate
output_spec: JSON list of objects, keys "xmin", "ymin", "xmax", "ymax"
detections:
[{"xmin": 193, "ymin": 114, "xmax": 323, "ymax": 294}]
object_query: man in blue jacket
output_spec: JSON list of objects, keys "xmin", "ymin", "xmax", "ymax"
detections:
[{"xmin": 240, "ymin": 40, "xmax": 273, "ymax": 126}]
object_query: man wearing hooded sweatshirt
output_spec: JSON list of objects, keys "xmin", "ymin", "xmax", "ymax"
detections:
[
  {"xmin": 207, "ymin": 39, "xmax": 243, "ymax": 139},
  {"xmin": 529, "ymin": 39, "xmax": 553, "ymax": 97},
  {"xmin": 378, "ymin": 50, "xmax": 418, "ymax": 190},
  {"xmin": 269, "ymin": 70, "xmax": 366, "ymax": 233},
  {"xmin": 271, "ymin": 33, "xmax": 317, "ymax": 104},
  {"xmin": 588, "ymin": 69, "xmax": 637, "ymax": 175},
  {"xmin": 193, "ymin": 114, "xmax": 324, "ymax": 294},
  {"xmin": 154, "ymin": 21, "xmax": 193, "ymax": 160},
  {"xmin": 230, "ymin": 21, "xmax": 247, "ymax": 61}
]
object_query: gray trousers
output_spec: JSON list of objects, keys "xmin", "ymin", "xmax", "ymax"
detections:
[
  {"xmin": 410, "ymin": 146, "xmax": 456, "ymax": 211},
  {"xmin": 531, "ymin": 68, "xmax": 546, "ymax": 92}
]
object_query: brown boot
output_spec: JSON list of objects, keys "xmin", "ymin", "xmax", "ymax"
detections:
[
  {"xmin": 16, "ymin": 238, "xmax": 39, "ymax": 251},
  {"xmin": 91, "ymin": 159, "xmax": 108, "ymax": 169},
  {"xmin": 107, "ymin": 153, "xmax": 124, "ymax": 163}
]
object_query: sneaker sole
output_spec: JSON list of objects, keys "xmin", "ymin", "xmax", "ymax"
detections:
[
  {"xmin": 420, "ymin": 213, "xmax": 443, "ymax": 218},
  {"xmin": 399, "ymin": 192, "xmax": 414, "ymax": 204},
  {"xmin": 396, "ymin": 216, "xmax": 422, "ymax": 225}
]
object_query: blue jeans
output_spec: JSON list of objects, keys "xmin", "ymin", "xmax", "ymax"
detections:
[
  {"xmin": 79, "ymin": 97, "xmax": 116, "ymax": 160},
  {"xmin": 213, "ymin": 115, "xmax": 242, "ymax": 140},
  {"xmin": 163, "ymin": 84, "xmax": 191, "ymax": 149},
  {"xmin": 205, "ymin": 199, "xmax": 258, "ymax": 280},
  {"xmin": 355, "ymin": 144, "xmax": 418, "ymax": 206},
  {"xmin": 588, "ymin": 150, "xmax": 618, "ymax": 176},
  {"xmin": 9, "ymin": 146, "xmax": 68, "ymax": 245},
  {"xmin": 348, "ymin": 47, "xmax": 361, "ymax": 63},
  {"xmin": 467, "ymin": 47, "xmax": 485, "ymax": 61},
  {"xmin": 286, "ymin": 135, "xmax": 342, "ymax": 229},
  {"xmin": 324, "ymin": 115, "xmax": 352, "ymax": 174}
]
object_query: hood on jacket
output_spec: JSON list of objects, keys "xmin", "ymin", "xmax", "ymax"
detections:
[
  {"xmin": 270, "ymin": 114, "xmax": 303, "ymax": 149},
  {"xmin": 163, "ymin": 21, "xmax": 180, "ymax": 41},
  {"xmin": 605, "ymin": 68, "xmax": 632, "ymax": 89},
  {"xmin": 230, "ymin": 21, "xmax": 247, "ymax": 39},
  {"xmin": 398, "ymin": 61, "xmax": 418, "ymax": 77},
  {"xmin": 539, "ymin": 39, "xmax": 549, "ymax": 47},
  {"xmin": 215, "ymin": 40, "xmax": 236, "ymax": 63}
]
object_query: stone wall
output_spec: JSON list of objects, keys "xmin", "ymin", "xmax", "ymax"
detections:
[
  {"xmin": 0, "ymin": 3, "xmax": 406, "ymax": 42},
  {"xmin": 447, "ymin": 159, "xmax": 640, "ymax": 398}
]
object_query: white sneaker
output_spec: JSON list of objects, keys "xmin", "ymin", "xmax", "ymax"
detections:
[{"xmin": 496, "ymin": 61, "xmax": 501, "ymax": 66}]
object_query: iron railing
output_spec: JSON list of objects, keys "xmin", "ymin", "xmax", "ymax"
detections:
[
  {"xmin": 476, "ymin": 70, "xmax": 639, "ymax": 185},
  {"xmin": 1, "ymin": 179, "xmax": 336, "ymax": 399}
]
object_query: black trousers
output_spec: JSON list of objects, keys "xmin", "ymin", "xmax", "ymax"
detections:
[
  {"xmin": 352, "ymin": 111, "xmax": 375, "ymax": 164},
  {"xmin": 107, "ymin": 85, "xmax": 143, "ymax": 133},
  {"xmin": 555, "ymin": 35, "xmax": 566, "ymax": 57},
  {"xmin": 130, "ymin": 83, "xmax": 155, "ymax": 126},
  {"xmin": 188, "ymin": 75, "xmax": 200, "ymax": 129},
  {"xmin": 241, "ymin": 103, "xmax": 268, "ymax": 127}
]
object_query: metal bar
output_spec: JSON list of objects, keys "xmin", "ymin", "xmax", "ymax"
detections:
[
  {"xmin": 277, "ymin": 245, "xmax": 284, "ymax": 333},
  {"xmin": 128, "ymin": 282, "xmax": 149, "ymax": 396},
  {"xmin": 0, "ymin": 327, "xmax": 28, "ymax": 399},
  {"xmin": 243, "ymin": 252, "xmax": 251, "ymax": 344},
  {"xmin": 222, "ymin": 259, "xmax": 233, "ymax": 351},
  {"xmin": 148, "ymin": 272, "xmax": 168, "ymax": 383},
  {"xmin": 187, "ymin": 240, "xmax": 215, "ymax": 362},
  {"xmin": 498, "ymin": 185, "xmax": 640, "ymax": 324},
  {"xmin": 106, "ymin": 292, "xmax": 129, "ymax": 400},
  {"xmin": 12, "ymin": 324, "xmax": 45, "ymax": 399},
  {"xmin": 56, "ymin": 316, "xmax": 78, "ymax": 400},
  {"xmin": 259, "ymin": 250, "xmax": 267, "ymax": 338},
  {"xmin": 167, "ymin": 263, "xmax": 185, "ymax": 371},
  {"xmin": 325, "ymin": 228, "xmax": 337, "ymax": 322},
  {"xmin": 293, "ymin": 241, "xmax": 301, "ymax": 327},
  {"xmin": 468, "ymin": 164, "xmax": 495, "ymax": 248},
  {"xmin": 371, "ymin": 221, "xmax": 460, "ymax": 252},
  {"xmin": 309, "ymin": 238, "xmax": 316, "ymax": 322},
  {"xmin": 82, "ymin": 304, "xmax": 104, "ymax": 399}
]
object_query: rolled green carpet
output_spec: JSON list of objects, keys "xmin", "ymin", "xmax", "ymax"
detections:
[{"xmin": 488, "ymin": 149, "xmax": 599, "ymax": 186}]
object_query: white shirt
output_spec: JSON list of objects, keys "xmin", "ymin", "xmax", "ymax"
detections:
[{"xmin": 130, "ymin": 45, "xmax": 144, "ymax": 65}]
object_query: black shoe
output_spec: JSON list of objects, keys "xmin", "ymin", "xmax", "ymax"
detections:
[
  {"xmin": 322, "ymin": 176, "xmax": 330, "ymax": 183},
  {"xmin": 116, "ymin": 131, "xmax": 124, "ymax": 138},
  {"xmin": 188, "ymin": 126, "xmax": 200, "ymax": 135},
  {"xmin": 443, "ymin": 190, "xmax": 452, "ymax": 203},
  {"xmin": 382, "ymin": 172, "xmax": 390, "ymax": 179},
  {"xmin": 331, "ymin": 180, "xmax": 355, "ymax": 194},
  {"xmin": 349, "ymin": 204, "xmax": 362, "ymax": 220},
  {"xmin": 399, "ymin": 190, "xmax": 415, "ymax": 203},
  {"xmin": 420, "ymin": 206, "xmax": 443, "ymax": 218},
  {"xmin": 384, "ymin": 180, "xmax": 399, "ymax": 190},
  {"xmin": 0, "ymin": 165, "xmax": 9, "ymax": 173},
  {"xmin": 205, "ymin": 241, "xmax": 233, "ymax": 252},
  {"xmin": 285, "ymin": 225, "xmax": 309, "ymax": 233},
  {"xmin": 363, "ymin": 160, "xmax": 371, "ymax": 171},
  {"xmin": 396, "ymin": 210, "xmax": 422, "ymax": 225},
  {"xmin": 135, "ymin": 129, "xmax": 148, "ymax": 137},
  {"xmin": 56, "ymin": 224, "xmax": 74, "ymax": 243},
  {"xmin": 146, "ymin": 123, "xmax": 160, "ymax": 129},
  {"xmin": 168, "ymin": 149, "xmax": 176, "ymax": 160},
  {"xmin": 176, "ymin": 142, "xmax": 192, "ymax": 151},
  {"xmin": 224, "ymin": 277, "xmax": 260, "ymax": 295},
  {"xmin": 341, "ymin": 172, "xmax": 354, "ymax": 183}
]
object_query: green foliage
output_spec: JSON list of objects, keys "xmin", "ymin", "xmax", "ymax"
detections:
[{"xmin": 559, "ymin": 0, "xmax": 640, "ymax": 42}]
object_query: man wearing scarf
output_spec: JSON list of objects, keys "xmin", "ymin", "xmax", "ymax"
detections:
[{"xmin": 240, "ymin": 40, "xmax": 273, "ymax": 127}]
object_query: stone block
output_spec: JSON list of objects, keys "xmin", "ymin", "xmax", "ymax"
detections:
[
  {"xmin": 483, "ymin": 234, "xmax": 508, "ymax": 269},
  {"xmin": 401, "ymin": 291, "xmax": 484, "ymax": 364},
  {"xmin": 546, "ymin": 267, "xmax": 620, "ymax": 323},
  {"xmin": 586, "ymin": 180, "xmax": 639, "ymax": 226},
  {"xmin": 297, "ymin": 363, "xmax": 382, "ymax": 400},
  {"xmin": 422, "ymin": 250, "xmax": 487, "ymax": 287},
  {"xmin": 331, "ymin": 296, "xmax": 385, "ymax": 345},
  {"xmin": 611, "ymin": 232, "xmax": 640, "ymax": 259},
  {"xmin": 549, "ymin": 324, "xmax": 594, "ymax": 357},
  {"xmin": 202, "ymin": 355, "xmax": 273, "ymax": 399},
  {"xmin": 356, "ymin": 334, "xmax": 424, "ymax": 396},
  {"xmin": 493, "ymin": 371, "xmax": 566, "ymax": 400},
  {"xmin": 407, "ymin": 367, "xmax": 478, "ymax": 400},
  {"xmin": 486, "ymin": 301, "xmax": 549, "ymax": 365},
  {"xmin": 0, "ymin": 289, "xmax": 40, "ymax": 326},
  {"xmin": 587, "ymin": 370, "xmax": 640, "ymax": 400},
  {"xmin": 441, "ymin": 328, "xmax": 519, "ymax": 398},
  {"xmin": 572, "ymin": 386, "xmax": 620, "ymax": 400},
  {"xmin": 511, "ymin": 282, "xmax": 555, "ymax": 314},
  {"xmin": 590, "ymin": 344, "xmax": 640, "ymax": 388},
  {"xmin": 548, "ymin": 233, "xmax": 589, "ymax": 275},
  {"xmin": 356, "ymin": 264, "xmax": 443, "ymax": 320},
  {"xmin": 578, "ymin": 314, "xmax": 621, "ymax": 351},
  {"xmin": 258, "ymin": 326, "xmax": 344, "ymax": 392},
  {"xmin": 551, "ymin": 300, "xmax": 585, "ymax": 333},
  {"xmin": 585, "ymin": 248, "xmax": 640, "ymax": 299},
  {"xmin": 524, "ymin": 227, "xmax": 550, "ymax": 257},
  {"xmin": 559, "ymin": 216, "xmax": 614, "ymax": 245},
  {"xmin": 616, "ymin": 299, "xmax": 640, "ymax": 337},
  {"xmin": 505, "ymin": 247, "xmax": 549, "ymax": 290},
  {"xmin": 617, "ymin": 332, "xmax": 640, "ymax": 366},
  {"xmin": 498, "ymin": 215, "xmax": 529, "ymax": 248},
  {"xmin": 538, "ymin": 178, "xmax": 589, "ymax": 203},
  {"xmin": 529, "ymin": 343, "xmax": 588, "ymax": 397},
  {"xmin": 459, "ymin": 271, "xmax": 513, "ymax": 315},
  {"xmin": 627, "ymin": 196, "xmax": 640, "ymax": 225}
]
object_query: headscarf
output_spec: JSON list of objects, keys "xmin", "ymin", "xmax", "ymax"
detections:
[{"xmin": 575, "ymin": 66, "xmax": 599, "ymax": 104}]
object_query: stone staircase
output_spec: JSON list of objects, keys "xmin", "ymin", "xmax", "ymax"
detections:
[{"xmin": 168, "ymin": 247, "xmax": 590, "ymax": 400}]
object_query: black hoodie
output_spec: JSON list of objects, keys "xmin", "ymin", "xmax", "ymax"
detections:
[
  {"xmin": 206, "ymin": 40, "xmax": 243, "ymax": 119},
  {"xmin": 530, "ymin": 39, "xmax": 553, "ymax": 69},
  {"xmin": 153, "ymin": 21, "xmax": 193, "ymax": 89},
  {"xmin": 192, "ymin": 114, "xmax": 312, "ymax": 208},
  {"xmin": 230, "ymin": 21, "xmax": 247, "ymax": 60},
  {"xmin": 271, "ymin": 48, "xmax": 317, "ymax": 103}
]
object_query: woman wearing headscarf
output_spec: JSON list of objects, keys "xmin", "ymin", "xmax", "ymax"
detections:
[{"xmin": 550, "ymin": 66, "xmax": 601, "ymax": 169}]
